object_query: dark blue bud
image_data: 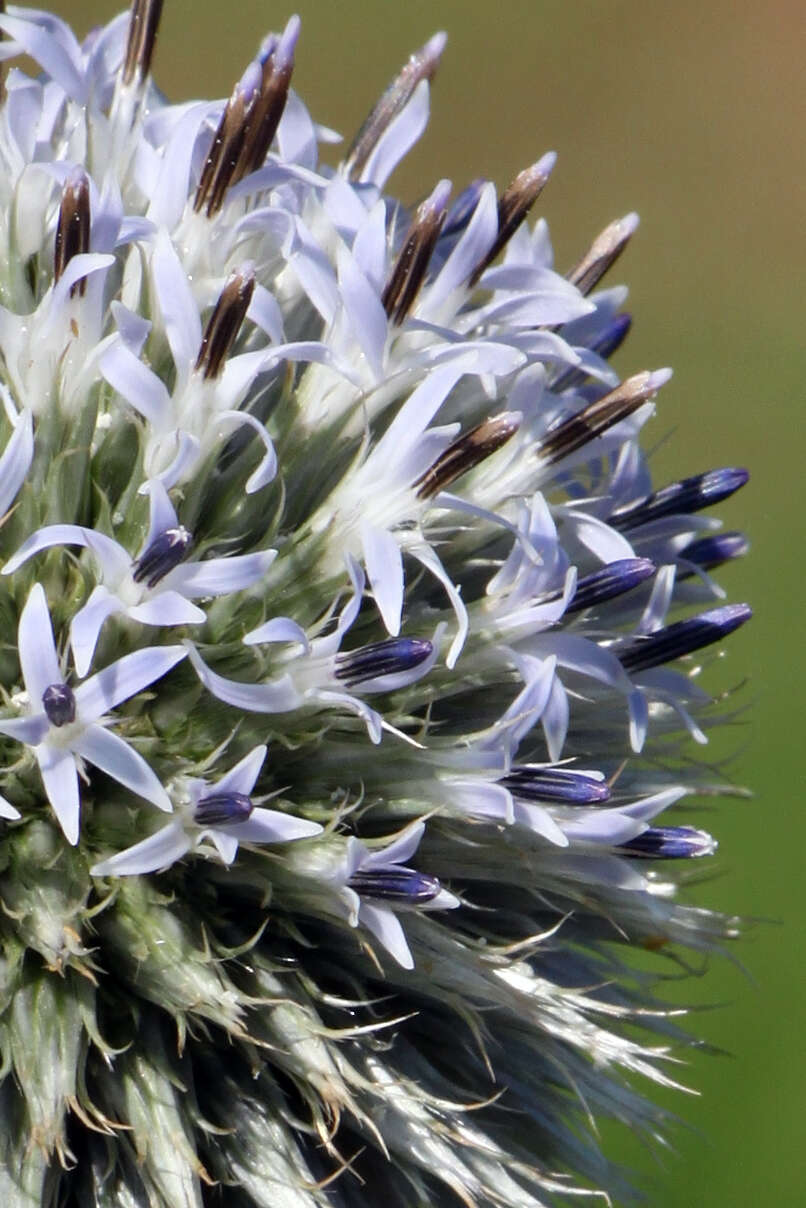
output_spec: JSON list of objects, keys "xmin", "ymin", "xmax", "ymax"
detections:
[
  {"xmin": 441, "ymin": 179, "xmax": 486, "ymax": 239},
  {"xmin": 553, "ymin": 313, "xmax": 633, "ymax": 392},
  {"xmin": 501, "ymin": 766, "xmax": 611, "ymax": 805},
  {"xmin": 334, "ymin": 638, "xmax": 433, "ymax": 687},
  {"xmin": 194, "ymin": 791, "xmax": 254, "ymax": 826},
  {"xmin": 593, "ymin": 312, "xmax": 633, "ymax": 361},
  {"xmin": 132, "ymin": 526, "xmax": 193, "ymax": 588},
  {"xmin": 617, "ymin": 603, "xmax": 752, "ymax": 674},
  {"xmin": 678, "ymin": 532, "xmax": 750, "ymax": 575},
  {"xmin": 618, "ymin": 825, "xmax": 716, "ymax": 859},
  {"xmin": 42, "ymin": 682, "xmax": 76, "ymax": 727},
  {"xmin": 609, "ymin": 467, "xmax": 749, "ymax": 531},
  {"xmin": 566, "ymin": 557, "xmax": 656, "ymax": 614},
  {"xmin": 348, "ymin": 866, "xmax": 443, "ymax": 904}
]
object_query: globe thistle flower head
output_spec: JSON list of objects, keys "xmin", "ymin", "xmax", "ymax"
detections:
[{"xmin": 0, "ymin": 3, "xmax": 752, "ymax": 1204}]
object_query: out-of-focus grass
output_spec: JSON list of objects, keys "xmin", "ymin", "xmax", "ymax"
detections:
[{"xmin": 43, "ymin": 3, "xmax": 806, "ymax": 1203}]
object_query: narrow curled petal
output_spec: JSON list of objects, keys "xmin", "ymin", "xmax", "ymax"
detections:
[
  {"xmin": 73, "ymin": 725, "xmax": 171, "ymax": 811},
  {"xmin": 75, "ymin": 645, "xmax": 187, "ymax": 720},
  {"xmin": 91, "ymin": 822, "xmax": 191, "ymax": 876},
  {"xmin": 222, "ymin": 808, "xmax": 323, "ymax": 844},
  {"xmin": 357, "ymin": 902, "xmax": 414, "ymax": 969},
  {"xmin": 71, "ymin": 588, "xmax": 126, "ymax": 678},
  {"xmin": 18, "ymin": 584, "xmax": 61, "ymax": 705},
  {"xmin": 166, "ymin": 548, "xmax": 277, "ymax": 597},
  {"xmin": 36, "ymin": 744, "xmax": 80, "ymax": 845}
]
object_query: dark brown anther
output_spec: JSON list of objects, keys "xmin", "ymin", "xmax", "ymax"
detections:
[
  {"xmin": 382, "ymin": 180, "xmax": 451, "ymax": 324},
  {"xmin": 415, "ymin": 411, "xmax": 521, "ymax": 499},
  {"xmin": 234, "ymin": 20, "xmax": 299, "ymax": 181},
  {"xmin": 121, "ymin": 0, "xmax": 164, "ymax": 87},
  {"xmin": 536, "ymin": 369, "xmax": 671, "ymax": 468},
  {"xmin": 193, "ymin": 78, "xmax": 253, "ymax": 217},
  {"xmin": 54, "ymin": 170, "xmax": 90, "ymax": 297},
  {"xmin": 567, "ymin": 212, "xmax": 639, "ymax": 296},
  {"xmin": 194, "ymin": 18, "xmax": 299, "ymax": 218},
  {"xmin": 344, "ymin": 31, "xmax": 447, "ymax": 181},
  {"xmin": 468, "ymin": 152, "xmax": 556, "ymax": 287},
  {"xmin": 195, "ymin": 266, "xmax": 256, "ymax": 380}
]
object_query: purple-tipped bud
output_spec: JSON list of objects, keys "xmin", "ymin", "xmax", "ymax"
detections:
[
  {"xmin": 195, "ymin": 265, "xmax": 256, "ymax": 380},
  {"xmin": 54, "ymin": 168, "xmax": 90, "ymax": 296},
  {"xmin": 348, "ymin": 866, "xmax": 443, "ymax": 904},
  {"xmin": 553, "ymin": 314, "xmax": 634, "ymax": 393},
  {"xmin": 500, "ymin": 767, "xmax": 611, "ymax": 806},
  {"xmin": 194, "ymin": 791, "xmax": 254, "ymax": 827},
  {"xmin": 345, "ymin": 32, "xmax": 447, "ymax": 180},
  {"xmin": 565, "ymin": 558, "xmax": 656, "ymax": 614},
  {"xmin": 537, "ymin": 369, "xmax": 670, "ymax": 468},
  {"xmin": 679, "ymin": 532, "xmax": 750, "ymax": 574},
  {"xmin": 132, "ymin": 526, "xmax": 193, "ymax": 588},
  {"xmin": 617, "ymin": 603, "xmax": 752, "ymax": 674},
  {"xmin": 335, "ymin": 638, "xmax": 433, "ymax": 687},
  {"xmin": 382, "ymin": 180, "xmax": 452, "ymax": 324},
  {"xmin": 568, "ymin": 212, "xmax": 640, "ymax": 296},
  {"xmin": 469, "ymin": 151, "xmax": 556, "ymax": 287},
  {"xmin": 609, "ymin": 467, "xmax": 750, "ymax": 531},
  {"xmin": 121, "ymin": 0, "xmax": 164, "ymax": 87},
  {"xmin": 415, "ymin": 411, "xmax": 521, "ymax": 499},
  {"xmin": 441, "ymin": 179, "xmax": 486, "ymax": 239},
  {"xmin": 42, "ymin": 683, "xmax": 77, "ymax": 728},
  {"xmin": 618, "ymin": 825, "xmax": 717, "ymax": 859}
]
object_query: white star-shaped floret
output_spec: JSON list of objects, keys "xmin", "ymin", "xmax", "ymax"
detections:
[
  {"xmin": 91, "ymin": 744, "xmax": 322, "ymax": 876},
  {"xmin": 326, "ymin": 821, "xmax": 459, "ymax": 970},
  {"xmin": 2, "ymin": 480, "xmax": 277, "ymax": 675},
  {"xmin": 0, "ymin": 583, "xmax": 186, "ymax": 843}
]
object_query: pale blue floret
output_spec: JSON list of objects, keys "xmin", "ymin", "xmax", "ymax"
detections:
[
  {"xmin": 91, "ymin": 743, "xmax": 322, "ymax": 876},
  {"xmin": 188, "ymin": 557, "xmax": 441, "ymax": 743},
  {"xmin": 0, "ymin": 583, "xmax": 186, "ymax": 843},
  {"xmin": 2, "ymin": 480, "xmax": 277, "ymax": 675},
  {"xmin": 324, "ymin": 820, "xmax": 459, "ymax": 970}
]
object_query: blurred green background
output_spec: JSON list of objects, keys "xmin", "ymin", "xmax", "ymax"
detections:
[{"xmin": 46, "ymin": 1, "xmax": 806, "ymax": 1203}]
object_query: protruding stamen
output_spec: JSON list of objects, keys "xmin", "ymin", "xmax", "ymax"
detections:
[
  {"xmin": 194, "ymin": 791, "xmax": 254, "ymax": 826},
  {"xmin": 567, "ymin": 212, "xmax": 640, "ymax": 296},
  {"xmin": 132, "ymin": 526, "xmax": 193, "ymax": 588},
  {"xmin": 234, "ymin": 17, "xmax": 300, "ymax": 182},
  {"xmin": 616, "ymin": 603, "xmax": 752, "ymax": 674},
  {"xmin": 348, "ymin": 866, "xmax": 443, "ymax": 904},
  {"xmin": 195, "ymin": 265, "xmax": 256, "ymax": 380},
  {"xmin": 382, "ymin": 180, "xmax": 451, "ymax": 324},
  {"xmin": 335, "ymin": 638, "xmax": 433, "ymax": 686},
  {"xmin": 609, "ymin": 467, "xmax": 750, "ymax": 531},
  {"xmin": 552, "ymin": 313, "xmax": 633, "ymax": 392},
  {"xmin": 618, "ymin": 825, "xmax": 717, "ymax": 859},
  {"xmin": 500, "ymin": 767, "xmax": 611, "ymax": 805},
  {"xmin": 194, "ymin": 72, "xmax": 255, "ymax": 217},
  {"xmin": 42, "ymin": 683, "xmax": 77, "ymax": 728},
  {"xmin": 565, "ymin": 557, "xmax": 656, "ymax": 614},
  {"xmin": 536, "ymin": 368, "xmax": 671, "ymax": 468},
  {"xmin": 679, "ymin": 532, "xmax": 750, "ymax": 574},
  {"xmin": 415, "ymin": 411, "xmax": 521, "ymax": 499},
  {"xmin": 344, "ymin": 32, "xmax": 447, "ymax": 180},
  {"xmin": 54, "ymin": 169, "xmax": 90, "ymax": 296},
  {"xmin": 121, "ymin": 0, "xmax": 164, "ymax": 87},
  {"xmin": 469, "ymin": 151, "xmax": 556, "ymax": 287}
]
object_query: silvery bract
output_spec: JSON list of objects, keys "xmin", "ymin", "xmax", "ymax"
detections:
[{"xmin": 0, "ymin": 3, "xmax": 751, "ymax": 1204}]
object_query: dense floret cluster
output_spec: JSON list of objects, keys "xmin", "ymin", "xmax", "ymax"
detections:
[{"xmin": 0, "ymin": 4, "xmax": 750, "ymax": 1205}]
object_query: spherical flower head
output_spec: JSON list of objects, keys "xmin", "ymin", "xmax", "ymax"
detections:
[{"xmin": 0, "ymin": 4, "xmax": 751, "ymax": 1206}]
